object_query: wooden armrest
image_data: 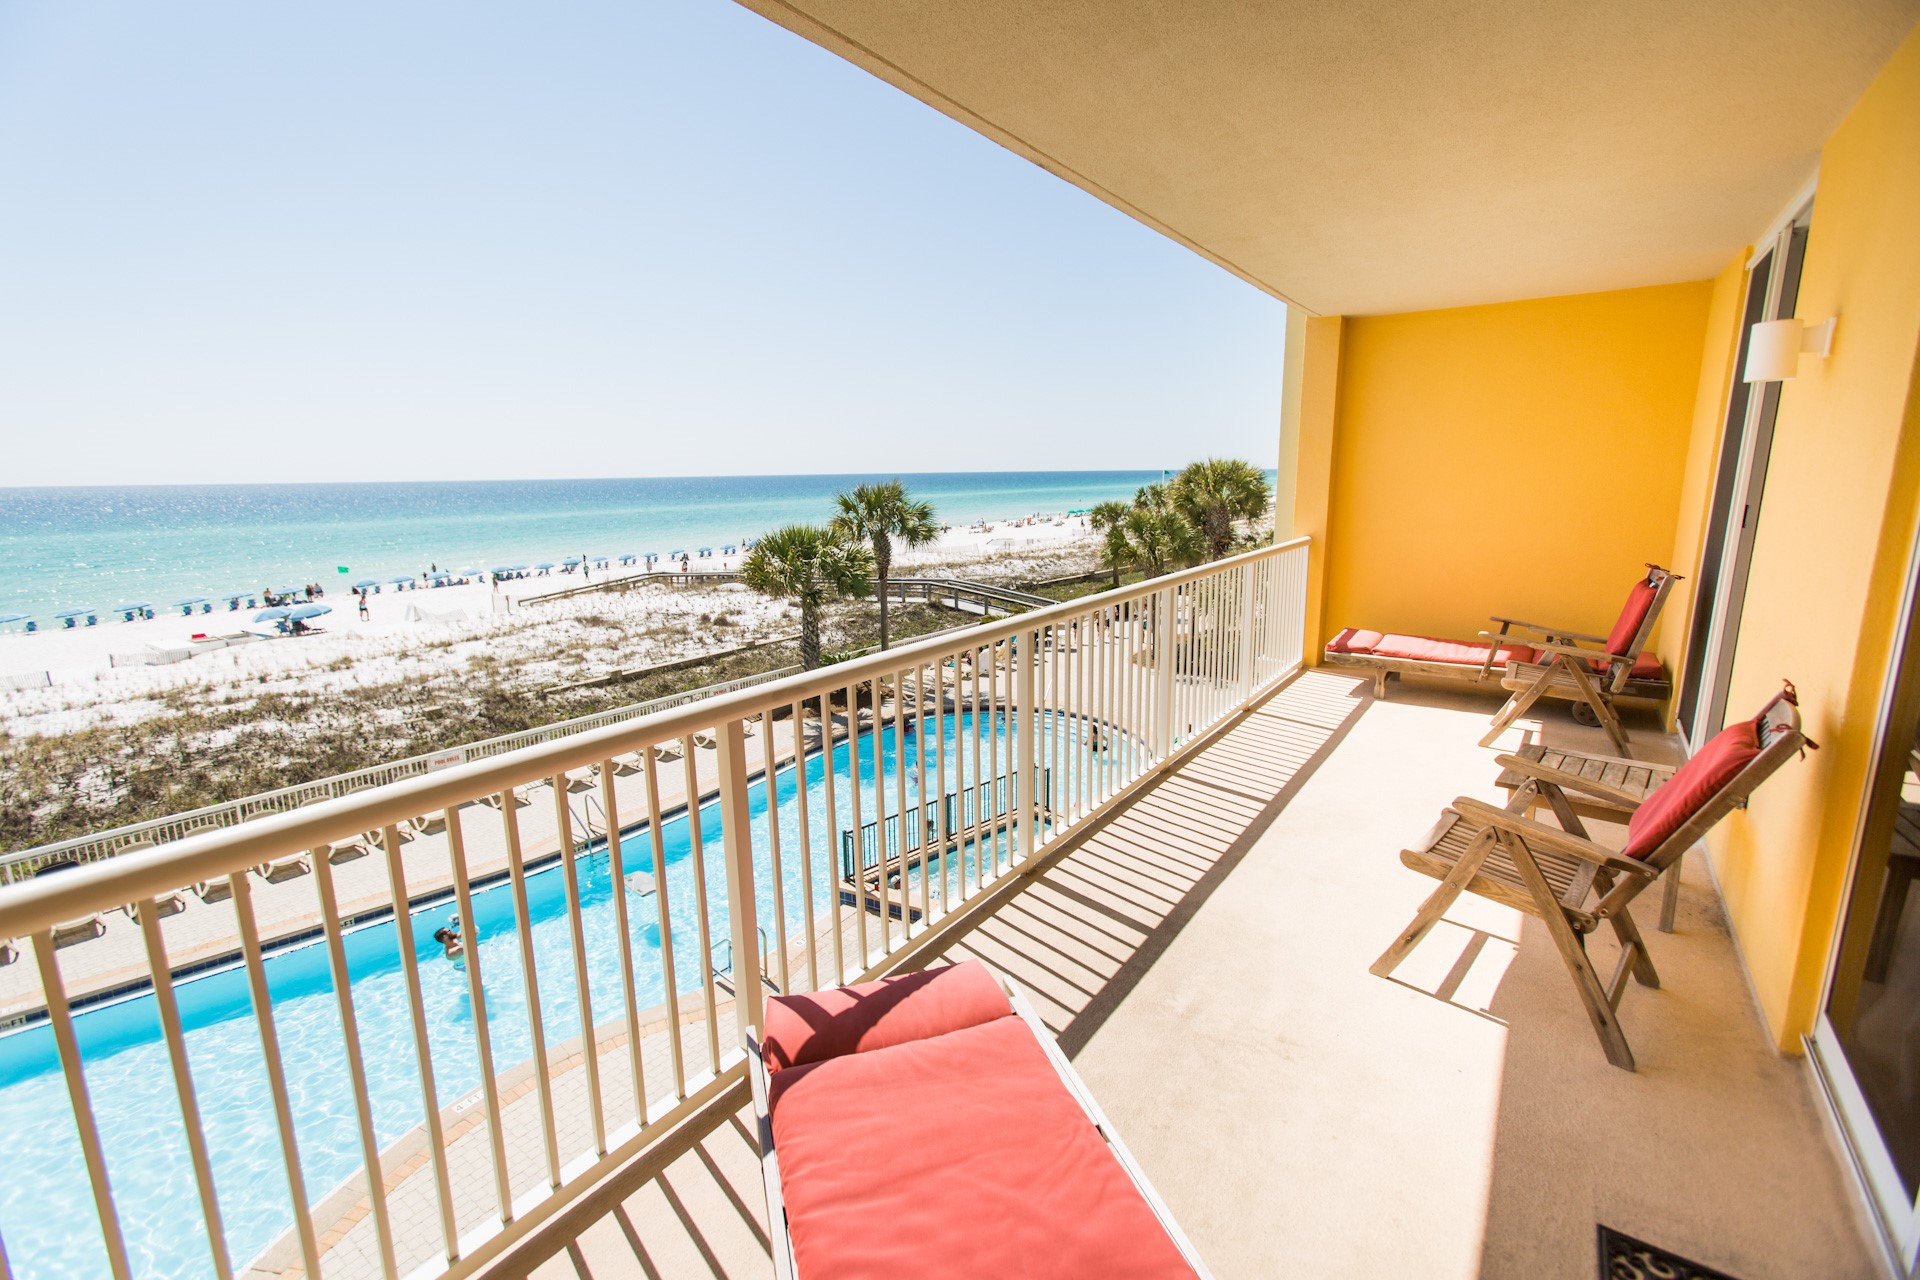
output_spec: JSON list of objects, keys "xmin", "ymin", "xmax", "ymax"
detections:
[
  {"xmin": 1526, "ymin": 637, "xmax": 1626, "ymax": 663},
  {"xmin": 1451, "ymin": 797, "xmax": 1656, "ymax": 879},
  {"xmin": 1493, "ymin": 754, "xmax": 1642, "ymax": 807},
  {"xmin": 1486, "ymin": 617, "xmax": 1609, "ymax": 645}
]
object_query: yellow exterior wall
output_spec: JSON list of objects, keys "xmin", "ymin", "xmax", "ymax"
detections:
[
  {"xmin": 1658, "ymin": 254, "xmax": 1752, "ymax": 728},
  {"xmin": 1317, "ymin": 283, "xmax": 1713, "ymax": 655},
  {"xmin": 1292, "ymin": 316, "xmax": 1343, "ymax": 656},
  {"xmin": 1700, "ymin": 21, "xmax": 1920, "ymax": 1047}
]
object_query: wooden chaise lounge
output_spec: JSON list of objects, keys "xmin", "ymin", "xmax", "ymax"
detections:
[
  {"xmin": 748, "ymin": 960, "xmax": 1209, "ymax": 1278},
  {"xmin": 1371, "ymin": 684, "xmax": 1812, "ymax": 1070}
]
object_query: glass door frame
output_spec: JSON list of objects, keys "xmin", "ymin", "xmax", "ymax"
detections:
[
  {"xmin": 1680, "ymin": 203, "xmax": 1812, "ymax": 749},
  {"xmin": 1808, "ymin": 501, "xmax": 1920, "ymax": 1277}
]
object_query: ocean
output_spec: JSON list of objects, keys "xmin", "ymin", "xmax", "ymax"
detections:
[{"xmin": 0, "ymin": 471, "xmax": 1169, "ymax": 623}]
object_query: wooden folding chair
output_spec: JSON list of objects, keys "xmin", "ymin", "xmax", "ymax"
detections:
[
  {"xmin": 1374, "ymin": 685, "xmax": 1812, "ymax": 1070},
  {"xmin": 1478, "ymin": 564, "xmax": 1681, "ymax": 753}
]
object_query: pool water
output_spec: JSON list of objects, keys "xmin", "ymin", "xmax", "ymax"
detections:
[{"xmin": 0, "ymin": 710, "xmax": 1115, "ymax": 1278}]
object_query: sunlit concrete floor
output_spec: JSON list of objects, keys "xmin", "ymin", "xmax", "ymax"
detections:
[{"xmin": 523, "ymin": 669, "xmax": 1881, "ymax": 1280}]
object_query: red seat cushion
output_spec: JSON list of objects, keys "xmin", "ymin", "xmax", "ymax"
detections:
[
  {"xmin": 1586, "ymin": 650, "xmax": 1668, "ymax": 681},
  {"xmin": 1605, "ymin": 578, "xmax": 1660, "ymax": 656},
  {"xmin": 1325, "ymin": 628, "xmax": 1535, "ymax": 667},
  {"xmin": 770, "ymin": 1015, "xmax": 1196, "ymax": 1279},
  {"xmin": 760, "ymin": 960, "xmax": 1010, "ymax": 1073},
  {"xmin": 1623, "ymin": 719, "xmax": 1760, "ymax": 859}
]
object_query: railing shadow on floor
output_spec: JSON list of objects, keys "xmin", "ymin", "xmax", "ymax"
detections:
[{"xmin": 525, "ymin": 669, "xmax": 1371, "ymax": 1280}]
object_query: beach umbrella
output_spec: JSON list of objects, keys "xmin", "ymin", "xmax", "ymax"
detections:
[
  {"xmin": 288, "ymin": 604, "xmax": 331, "ymax": 621},
  {"xmin": 669, "ymin": 549, "xmax": 685, "ymax": 557},
  {"xmin": 386, "ymin": 575, "xmax": 413, "ymax": 584},
  {"xmin": 114, "ymin": 602, "xmax": 152, "ymax": 612},
  {"xmin": 563, "ymin": 557, "xmax": 581, "ymax": 566},
  {"xmin": 353, "ymin": 578, "xmax": 379, "ymax": 588},
  {"xmin": 55, "ymin": 608, "xmax": 95, "ymax": 619},
  {"xmin": 172, "ymin": 596, "xmax": 207, "ymax": 607},
  {"xmin": 535, "ymin": 562, "xmax": 555, "ymax": 570},
  {"xmin": 0, "ymin": 613, "xmax": 30, "ymax": 626},
  {"xmin": 511, "ymin": 564, "xmax": 529, "ymax": 571},
  {"xmin": 697, "ymin": 547, "xmax": 712, "ymax": 556},
  {"xmin": 457, "ymin": 567, "xmax": 481, "ymax": 577},
  {"xmin": 722, "ymin": 544, "xmax": 737, "ymax": 555},
  {"xmin": 253, "ymin": 607, "xmax": 292, "ymax": 622},
  {"xmin": 222, "ymin": 592, "xmax": 250, "ymax": 601},
  {"xmin": 617, "ymin": 553, "xmax": 635, "ymax": 564}
]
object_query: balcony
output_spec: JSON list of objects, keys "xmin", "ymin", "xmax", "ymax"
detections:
[{"xmin": 0, "ymin": 542, "xmax": 1881, "ymax": 1279}]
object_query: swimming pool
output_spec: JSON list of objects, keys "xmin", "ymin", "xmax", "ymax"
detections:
[{"xmin": 0, "ymin": 710, "xmax": 1115, "ymax": 1278}]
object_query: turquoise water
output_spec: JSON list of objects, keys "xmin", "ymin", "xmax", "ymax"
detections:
[
  {"xmin": 0, "ymin": 710, "xmax": 1107, "ymax": 1278},
  {"xmin": 0, "ymin": 472, "xmax": 1166, "ymax": 623}
]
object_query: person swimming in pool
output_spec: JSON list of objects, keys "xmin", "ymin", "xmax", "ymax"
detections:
[{"xmin": 432, "ymin": 915, "xmax": 464, "ymax": 960}]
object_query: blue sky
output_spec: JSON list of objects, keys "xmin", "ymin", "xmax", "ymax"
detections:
[{"xmin": 0, "ymin": 1, "xmax": 1288, "ymax": 486}]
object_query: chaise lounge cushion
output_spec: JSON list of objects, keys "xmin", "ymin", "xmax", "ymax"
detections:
[
  {"xmin": 1326, "ymin": 627, "xmax": 1538, "ymax": 668},
  {"xmin": 769, "ymin": 1013, "xmax": 1196, "ymax": 1278},
  {"xmin": 760, "ymin": 960, "xmax": 1011, "ymax": 1073},
  {"xmin": 1622, "ymin": 719, "xmax": 1760, "ymax": 859}
]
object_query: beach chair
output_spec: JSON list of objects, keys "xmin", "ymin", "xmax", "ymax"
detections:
[
  {"xmin": 611, "ymin": 754, "xmax": 646, "ymax": 777},
  {"xmin": 748, "ymin": 961, "xmax": 1210, "ymax": 1279},
  {"xmin": 255, "ymin": 857, "xmax": 311, "ymax": 884},
  {"xmin": 51, "ymin": 917, "xmax": 107, "ymax": 949},
  {"xmin": 119, "ymin": 894, "xmax": 187, "ymax": 922},
  {"xmin": 651, "ymin": 740, "xmax": 685, "ymax": 763},
  {"xmin": 409, "ymin": 812, "xmax": 449, "ymax": 837},
  {"xmin": 193, "ymin": 879, "xmax": 235, "ymax": 905},
  {"xmin": 1478, "ymin": 565, "xmax": 1681, "ymax": 753},
  {"xmin": 0, "ymin": 941, "xmax": 15, "ymax": 966},
  {"xmin": 1371, "ymin": 685, "xmax": 1813, "ymax": 1069},
  {"xmin": 692, "ymin": 730, "xmax": 719, "ymax": 750}
]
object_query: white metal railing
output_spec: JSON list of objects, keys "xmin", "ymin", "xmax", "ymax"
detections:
[{"xmin": 0, "ymin": 538, "xmax": 1308, "ymax": 1280}]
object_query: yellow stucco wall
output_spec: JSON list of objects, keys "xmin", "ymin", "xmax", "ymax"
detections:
[
  {"xmin": 1317, "ymin": 283, "xmax": 1714, "ymax": 655},
  {"xmin": 1697, "ymin": 21, "xmax": 1920, "ymax": 1048}
]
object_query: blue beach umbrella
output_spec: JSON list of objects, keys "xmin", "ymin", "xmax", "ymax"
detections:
[
  {"xmin": 0, "ymin": 613, "xmax": 30, "ymax": 626},
  {"xmin": 669, "ymin": 549, "xmax": 685, "ymax": 558},
  {"xmin": 535, "ymin": 562, "xmax": 555, "ymax": 570},
  {"xmin": 353, "ymin": 578, "xmax": 379, "ymax": 588},
  {"xmin": 386, "ymin": 575, "xmax": 413, "ymax": 584},
  {"xmin": 562, "ymin": 557, "xmax": 581, "ymax": 566},
  {"xmin": 253, "ymin": 607, "xmax": 292, "ymax": 622},
  {"xmin": 172, "ymin": 597, "xmax": 207, "ymax": 607},
  {"xmin": 55, "ymin": 608, "xmax": 95, "ymax": 619},
  {"xmin": 288, "ymin": 604, "xmax": 330, "ymax": 621},
  {"xmin": 114, "ymin": 601, "xmax": 152, "ymax": 612},
  {"xmin": 617, "ymin": 553, "xmax": 635, "ymax": 564}
]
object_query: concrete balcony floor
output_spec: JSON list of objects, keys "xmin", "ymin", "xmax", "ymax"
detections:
[{"xmin": 524, "ymin": 670, "xmax": 1879, "ymax": 1280}]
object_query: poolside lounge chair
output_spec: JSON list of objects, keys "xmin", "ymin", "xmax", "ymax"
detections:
[
  {"xmin": 1371, "ymin": 685, "xmax": 1813, "ymax": 1070},
  {"xmin": 692, "ymin": 730, "xmax": 719, "ymax": 750},
  {"xmin": 0, "ymin": 941, "xmax": 14, "ymax": 966},
  {"xmin": 193, "ymin": 879, "xmax": 235, "ymax": 905},
  {"xmin": 51, "ymin": 917, "xmax": 107, "ymax": 949},
  {"xmin": 409, "ymin": 812, "xmax": 449, "ymax": 837},
  {"xmin": 612, "ymin": 754, "xmax": 646, "ymax": 777},
  {"xmin": 1478, "ymin": 565, "xmax": 1681, "ymax": 752},
  {"xmin": 255, "ymin": 857, "xmax": 311, "ymax": 885},
  {"xmin": 118, "ymin": 894, "xmax": 186, "ymax": 922},
  {"xmin": 748, "ymin": 961, "xmax": 1209, "ymax": 1279},
  {"xmin": 651, "ymin": 740, "xmax": 685, "ymax": 762}
]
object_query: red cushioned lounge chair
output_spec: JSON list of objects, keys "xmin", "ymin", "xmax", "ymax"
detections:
[
  {"xmin": 1324, "ymin": 571, "xmax": 1674, "ymax": 745},
  {"xmin": 1369, "ymin": 685, "xmax": 1812, "ymax": 1070},
  {"xmin": 748, "ymin": 960, "xmax": 1211, "ymax": 1279},
  {"xmin": 1476, "ymin": 564, "xmax": 1682, "ymax": 753}
]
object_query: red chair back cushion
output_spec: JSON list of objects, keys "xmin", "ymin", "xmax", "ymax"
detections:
[
  {"xmin": 1605, "ymin": 577, "xmax": 1660, "ymax": 656},
  {"xmin": 760, "ymin": 960, "xmax": 1010, "ymax": 1072},
  {"xmin": 1623, "ymin": 720, "xmax": 1760, "ymax": 859}
]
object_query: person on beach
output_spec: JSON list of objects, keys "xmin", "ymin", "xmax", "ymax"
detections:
[
  {"xmin": 433, "ymin": 916, "xmax": 464, "ymax": 960},
  {"xmin": 357, "ymin": 589, "xmax": 370, "ymax": 621}
]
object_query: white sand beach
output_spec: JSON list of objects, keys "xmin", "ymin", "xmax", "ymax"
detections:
[{"xmin": 0, "ymin": 515, "xmax": 1099, "ymax": 740}]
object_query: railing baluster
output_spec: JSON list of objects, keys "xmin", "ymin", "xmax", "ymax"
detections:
[
  {"xmin": 932, "ymin": 660, "xmax": 949, "ymax": 911},
  {"xmin": 871, "ymin": 672, "xmax": 892, "ymax": 951},
  {"xmin": 792, "ymin": 699, "xmax": 819, "ymax": 992},
  {"xmin": 680, "ymin": 738, "xmax": 722, "ymax": 1074},
  {"xmin": 892, "ymin": 669, "xmax": 911, "ymax": 939},
  {"xmin": 817, "ymin": 694, "xmax": 845, "ymax": 986},
  {"xmin": 312, "ymin": 849, "xmax": 402, "ymax": 1280},
  {"xmin": 716, "ymin": 719, "xmax": 763, "ymax": 1041},
  {"xmin": 969, "ymin": 645, "xmax": 984, "ymax": 893},
  {"xmin": 135, "ymin": 898, "xmax": 232, "ymax": 1280},
  {"xmin": 759, "ymin": 717, "xmax": 790, "ymax": 993},
  {"xmin": 1017, "ymin": 627, "xmax": 1036, "ymax": 863},
  {"xmin": 915, "ymin": 662, "xmax": 932, "ymax": 921},
  {"xmin": 845, "ymin": 682, "xmax": 868, "ymax": 970},
  {"xmin": 1155, "ymin": 586, "xmax": 1176, "ymax": 760},
  {"xmin": 552, "ymin": 781, "xmax": 607, "ymax": 1158},
  {"xmin": 642, "ymin": 752, "xmax": 686, "ymax": 1097},
  {"xmin": 231, "ymin": 873, "xmax": 323, "ymax": 1278},
  {"xmin": 32, "ymin": 932, "xmax": 133, "ymax": 1280},
  {"xmin": 599, "ymin": 760, "xmax": 650, "ymax": 1128},
  {"xmin": 445, "ymin": 805, "xmax": 512, "ymax": 1224},
  {"xmin": 384, "ymin": 820, "xmax": 460, "ymax": 1259},
  {"xmin": 500, "ymin": 789, "xmax": 562, "ymax": 1189}
]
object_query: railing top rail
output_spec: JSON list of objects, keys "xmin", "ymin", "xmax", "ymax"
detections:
[{"xmin": 0, "ymin": 538, "xmax": 1306, "ymax": 938}]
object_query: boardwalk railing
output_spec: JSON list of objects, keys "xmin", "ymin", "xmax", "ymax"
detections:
[{"xmin": 0, "ymin": 537, "xmax": 1308, "ymax": 1280}]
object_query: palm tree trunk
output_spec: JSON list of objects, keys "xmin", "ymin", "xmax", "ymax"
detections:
[
  {"xmin": 877, "ymin": 567, "xmax": 890, "ymax": 650},
  {"xmin": 799, "ymin": 602, "xmax": 821, "ymax": 670}
]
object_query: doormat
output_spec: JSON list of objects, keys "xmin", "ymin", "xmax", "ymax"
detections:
[{"xmin": 1597, "ymin": 1225, "xmax": 1741, "ymax": 1280}]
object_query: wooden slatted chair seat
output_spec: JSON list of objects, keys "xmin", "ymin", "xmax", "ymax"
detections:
[{"xmin": 1374, "ymin": 684, "xmax": 1813, "ymax": 1070}]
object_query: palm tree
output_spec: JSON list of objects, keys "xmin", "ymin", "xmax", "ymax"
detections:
[
  {"xmin": 1170, "ymin": 459, "xmax": 1272, "ymax": 560},
  {"xmin": 1089, "ymin": 500, "xmax": 1131, "ymax": 587},
  {"xmin": 740, "ymin": 524, "xmax": 873, "ymax": 670},
  {"xmin": 1121, "ymin": 502, "xmax": 1203, "ymax": 577},
  {"xmin": 831, "ymin": 480, "xmax": 939, "ymax": 651}
]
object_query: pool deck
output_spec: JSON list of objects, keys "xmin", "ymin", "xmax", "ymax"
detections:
[{"xmin": 471, "ymin": 670, "xmax": 1881, "ymax": 1280}]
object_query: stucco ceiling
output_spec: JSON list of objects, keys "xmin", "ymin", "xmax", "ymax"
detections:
[{"xmin": 730, "ymin": 0, "xmax": 1920, "ymax": 315}]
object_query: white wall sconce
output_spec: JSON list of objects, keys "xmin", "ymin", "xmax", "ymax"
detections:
[{"xmin": 1743, "ymin": 316, "xmax": 1836, "ymax": 382}]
